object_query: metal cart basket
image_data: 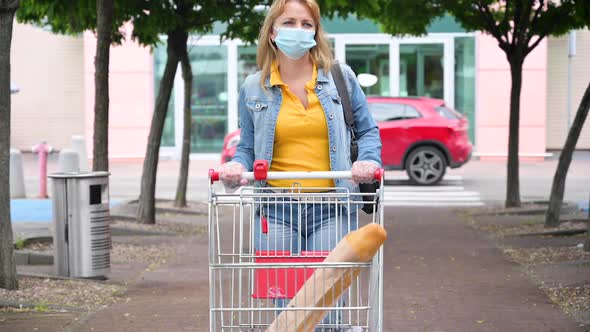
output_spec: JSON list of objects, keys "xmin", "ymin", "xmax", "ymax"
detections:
[{"xmin": 208, "ymin": 161, "xmax": 385, "ymax": 331}]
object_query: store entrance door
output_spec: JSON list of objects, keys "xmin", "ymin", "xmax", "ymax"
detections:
[{"xmin": 399, "ymin": 43, "xmax": 444, "ymax": 99}]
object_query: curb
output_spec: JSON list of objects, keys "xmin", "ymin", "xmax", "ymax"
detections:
[
  {"xmin": 472, "ymin": 201, "xmax": 580, "ymax": 216},
  {"xmin": 512, "ymin": 228, "xmax": 587, "ymax": 237},
  {"xmin": 122, "ymin": 199, "xmax": 208, "ymax": 216},
  {"xmin": 17, "ymin": 271, "xmax": 107, "ymax": 282},
  {"xmin": 15, "ymin": 251, "xmax": 53, "ymax": 265},
  {"xmin": 0, "ymin": 299, "xmax": 87, "ymax": 312}
]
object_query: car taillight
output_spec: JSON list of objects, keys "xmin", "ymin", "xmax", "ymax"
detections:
[{"xmin": 448, "ymin": 125, "xmax": 467, "ymax": 138}]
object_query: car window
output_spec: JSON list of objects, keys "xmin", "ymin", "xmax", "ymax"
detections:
[
  {"xmin": 435, "ymin": 106, "xmax": 463, "ymax": 120},
  {"xmin": 368, "ymin": 103, "xmax": 422, "ymax": 122},
  {"xmin": 404, "ymin": 105, "xmax": 421, "ymax": 119}
]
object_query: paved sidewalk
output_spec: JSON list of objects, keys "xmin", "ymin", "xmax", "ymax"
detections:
[
  {"xmin": 380, "ymin": 208, "xmax": 582, "ymax": 331},
  {"xmin": 67, "ymin": 234, "xmax": 210, "ymax": 332},
  {"xmin": 3, "ymin": 206, "xmax": 581, "ymax": 331}
]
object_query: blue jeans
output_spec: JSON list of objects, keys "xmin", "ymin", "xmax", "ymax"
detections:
[{"xmin": 254, "ymin": 196, "xmax": 358, "ymax": 331}]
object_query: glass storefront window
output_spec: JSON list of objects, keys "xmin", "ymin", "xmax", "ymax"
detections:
[
  {"xmin": 238, "ymin": 46, "xmax": 258, "ymax": 89},
  {"xmin": 189, "ymin": 45, "xmax": 228, "ymax": 153},
  {"xmin": 345, "ymin": 44, "xmax": 390, "ymax": 96},
  {"xmin": 153, "ymin": 44, "xmax": 175, "ymax": 147},
  {"xmin": 400, "ymin": 44, "xmax": 444, "ymax": 99},
  {"xmin": 455, "ymin": 37, "xmax": 476, "ymax": 143}
]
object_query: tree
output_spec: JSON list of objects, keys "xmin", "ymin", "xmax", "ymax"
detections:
[
  {"xmin": 134, "ymin": 25, "xmax": 185, "ymax": 223},
  {"xmin": 93, "ymin": 0, "xmax": 114, "ymax": 171},
  {"xmin": 326, "ymin": 0, "xmax": 590, "ymax": 208},
  {"xmin": 132, "ymin": 0, "xmax": 265, "ymax": 223},
  {"xmin": 18, "ymin": 0, "xmax": 136, "ymax": 171},
  {"xmin": 545, "ymin": 82, "xmax": 590, "ymax": 227},
  {"xmin": 173, "ymin": 53, "xmax": 192, "ymax": 207},
  {"xmin": 0, "ymin": 0, "xmax": 19, "ymax": 290},
  {"xmin": 585, "ymin": 208, "xmax": 589, "ymax": 252}
]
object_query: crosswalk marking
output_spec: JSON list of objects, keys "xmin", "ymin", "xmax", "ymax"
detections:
[
  {"xmin": 380, "ymin": 175, "xmax": 484, "ymax": 207},
  {"xmin": 386, "ymin": 186, "xmax": 465, "ymax": 191},
  {"xmin": 383, "ymin": 201, "xmax": 485, "ymax": 207},
  {"xmin": 384, "ymin": 173, "xmax": 463, "ymax": 181},
  {"xmin": 385, "ymin": 196, "xmax": 482, "ymax": 202},
  {"xmin": 385, "ymin": 191, "xmax": 480, "ymax": 197}
]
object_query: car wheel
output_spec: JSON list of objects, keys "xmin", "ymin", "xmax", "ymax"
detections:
[{"xmin": 405, "ymin": 146, "xmax": 447, "ymax": 185}]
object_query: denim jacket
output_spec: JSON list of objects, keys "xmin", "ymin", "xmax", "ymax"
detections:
[{"xmin": 232, "ymin": 63, "xmax": 382, "ymax": 196}]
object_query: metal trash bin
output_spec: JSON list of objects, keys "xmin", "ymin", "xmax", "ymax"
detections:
[{"xmin": 48, "ymin": 172, "xmax": 111, "ymax": 278}]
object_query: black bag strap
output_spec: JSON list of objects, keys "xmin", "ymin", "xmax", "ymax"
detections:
[
  {"xmin": 330, "ymin": 63, "xmax": 355, "ymax": 134},
  {"xmin": 331, "ymin": 62, "xmax": 359, "ymax": 162}
]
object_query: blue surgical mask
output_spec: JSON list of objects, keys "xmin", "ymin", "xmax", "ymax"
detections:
[{"xmin": 273, "ymin": 27, "xmax": 317, "ymax": 60}]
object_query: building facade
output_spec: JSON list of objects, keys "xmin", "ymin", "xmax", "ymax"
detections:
[{"xmin": 9, "ymin": 17, "xmax": 590, "ymax": 161}]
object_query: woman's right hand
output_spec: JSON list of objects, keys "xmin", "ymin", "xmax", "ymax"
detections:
[{"xmin": 219, "ymin": 161, "xmax": 249, "ymax": 191}]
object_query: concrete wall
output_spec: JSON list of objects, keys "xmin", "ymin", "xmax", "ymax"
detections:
[
  {"xmin": 475, "ymin": 32, "xmax": 548, "ymax": 158},
  {"xmin": 10, "ymin": 23, "xmax": 85, "ymax": 151},
  {"xmin": 546, "ymin": 29, "xmax": 590, "ymax": 150}
]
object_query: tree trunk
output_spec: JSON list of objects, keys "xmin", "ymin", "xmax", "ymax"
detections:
[
  {"xmin": 136, "ymin": 30, "xmax": 186, "ymax": 224},
  {"xmin": 505, "ymin": 57, "xmax": 524, "ymax": 208},
  {"xmin": 174, "ymin": 51, "xmax": 193, "ymax": 208},
  {"xmin": 0, "ymin": 0, "xmax": 19, "ymax": 290},
  {"xmin": 585, "ymin": 202, "xmax": 590, "ymax": 252},
  {"xmin": 545, "ymin": 83, "xmax": 590, "ymax": 227},
  {"xmin": 92, "ymin": 0, "xmax": 113, "ymax": 172}
]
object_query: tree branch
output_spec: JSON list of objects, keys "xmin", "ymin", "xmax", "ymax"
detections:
[
  {"xmin": 188, "ymin": 16, "xmax": 216, "ymax": 31},
  {"xmin": 0, "ymin": 0, "xmax": 19, "ymax": 11},
  {"xmin": 477, "ymin": 2, "xmax": 509, "ymax": 51},
  {"xmin": 525, "ymin": 32, "xmax": 546, "ymax": 55},
  {"xmin": 526, "ymin": 0, "xmax": 545, "ymax": 44},
  {"xmin": 501, "ymin": 0, "xmax": 512, "ymax": 42},
  {"xmin": 513, "ymin": 0, "xmax": 522, "ymax": 44},
  {"xmin": 513, "ymin": 0, "xmax": 535, "ymax": 47}
]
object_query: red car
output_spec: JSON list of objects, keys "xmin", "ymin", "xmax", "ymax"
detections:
[{"xmin": 221, "ymin": 96, "xmax": 472, "ymax": 185}]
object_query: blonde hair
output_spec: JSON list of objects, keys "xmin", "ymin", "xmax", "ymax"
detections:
[{"xmin": 257, "ymin": 0, "xmax": 333, "ymax": 88}]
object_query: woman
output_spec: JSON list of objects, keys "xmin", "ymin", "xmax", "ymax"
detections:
[
  {"xmin": 219, "ymin": 0, "xmax": 381, "ymax": 328},
  {"xmin": 221, "ymin": 0, "xmax": 381, "ymax": 246}
]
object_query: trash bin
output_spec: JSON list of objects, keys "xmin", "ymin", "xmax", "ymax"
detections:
[{"xmin": 48, "ymin": 172, "xmax": 111, "ymax": 278}]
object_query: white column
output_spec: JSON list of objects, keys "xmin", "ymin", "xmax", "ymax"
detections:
[
  {"xmin": 389, "ymin": 41, "xmax": 400, "ymax": 97},
  {"xmin": 173, "ymin": 62, "xmax": 185, "ymax": 158},
  {"xmin": 443, "ymin": 37, "xmax": 455, "ymax": 108},
  {"xmin": 9, "ymin": 149, "xmax": 26, "ymax": 198},
  {"xmin": 227, "ymin": 41, "xmax": 239, "ymax": 133},
  {"xmin": 334, "ymin": 36, "xmax": 346, "ymax": 63}
]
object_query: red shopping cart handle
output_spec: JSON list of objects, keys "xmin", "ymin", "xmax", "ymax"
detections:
[
  {"xmin": 253, "ymin": 160, "xmax": 268, "ymax": 180},
  {"xmin": 208, "ymin": 169, "xmax": 220, "ymax": 184},
  {"xmin": 373, "ymin": 168, "xmax": 384, "ymax": 181}
]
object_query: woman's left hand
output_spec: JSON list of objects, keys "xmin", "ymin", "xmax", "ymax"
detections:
[{"xmin": 351, "ymin": 160, "xmax": 379, "ymax": 184}]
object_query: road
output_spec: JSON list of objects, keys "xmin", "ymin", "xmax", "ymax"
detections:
[{"xmin": 16, "ymin": 151, "xmax": 590, "ymax": 208}]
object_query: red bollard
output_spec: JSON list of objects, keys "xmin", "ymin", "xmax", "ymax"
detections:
[{"xmin": 32, "ymin": 141, "xmax": 53, "ymax": 198}]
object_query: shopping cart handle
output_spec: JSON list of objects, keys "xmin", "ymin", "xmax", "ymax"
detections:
[
  {"xmin": 246, "ymin": 160, "xmax": 384, "ymax": 181},
  {"xmin": 208, "ymin": 169, "xmax": 220, "ymax": 183},
  {"xmin": 253, "ymin": 160, "xmax": 268, "ymax": 180},
  {"xmin": 374, "ymin": 168, "xmax": 384, "ymax": 181},
  {"xmin": 209, "ymin": 161, "xmax": 384, "ymax": 182}
]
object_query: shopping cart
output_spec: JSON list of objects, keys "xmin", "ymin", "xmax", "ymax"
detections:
[{"xmin": 208, "ymin": 160, "xmax": 385, "ymax": 331}]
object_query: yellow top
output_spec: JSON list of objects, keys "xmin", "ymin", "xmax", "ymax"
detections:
[{"xmin": 267, "ymin": 62, "xmax": 334, "ymax": 189}]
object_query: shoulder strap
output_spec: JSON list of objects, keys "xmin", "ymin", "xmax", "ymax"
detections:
[{"xmin": 330, "ymin": 63, "xmax": 354, "ymax": 130}]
